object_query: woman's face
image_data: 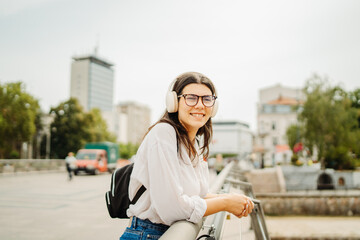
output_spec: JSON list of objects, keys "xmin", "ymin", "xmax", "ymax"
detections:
[{"xmin": 178, "ymin": 83, "xmax": 213, "ymax": 137}]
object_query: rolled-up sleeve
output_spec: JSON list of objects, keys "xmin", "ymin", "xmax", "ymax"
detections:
[{"xmin": 146, "ymin": 124, "xmax": 207, "ymax": 225}]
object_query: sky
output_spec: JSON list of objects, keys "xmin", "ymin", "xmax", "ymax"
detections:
[{"xmin": 1, "ymin": 0, "xmax": 360, "ymax": 131}]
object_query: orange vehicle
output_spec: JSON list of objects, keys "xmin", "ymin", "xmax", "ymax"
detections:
[
  {"xmin": 74, "ymin": 149, "xmax": 108, "ymax": 175},
  {"xmin": 74, "ymin": 142, "xmax": 118, "ymax": 175}
]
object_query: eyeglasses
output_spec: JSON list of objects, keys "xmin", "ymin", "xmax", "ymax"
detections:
[{"xmin": 178, "ymin": 94, "xmax": 217, "ymax": 108}]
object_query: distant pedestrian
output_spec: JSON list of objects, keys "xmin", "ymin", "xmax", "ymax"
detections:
[
  {"xmin": 65, "ymin": 152, "xmax": 76, "ymax": 180},
  {"xmin": 214, "ymin": 153, "xmax": 224, "ymax": 175}
]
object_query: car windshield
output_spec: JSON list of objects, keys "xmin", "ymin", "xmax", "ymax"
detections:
[{"xmin": 76, "ymin": 153, "xmax": 97, "ymax": 160}]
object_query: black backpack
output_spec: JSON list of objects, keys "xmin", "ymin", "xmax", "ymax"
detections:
[{"xmin": 105, "ymin": 163, "xmax": 146, "ymax": 218}]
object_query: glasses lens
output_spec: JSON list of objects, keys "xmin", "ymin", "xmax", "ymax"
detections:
[
  {"xmin": 185, "ymin": 95, "xmax": 198, "ymax": 106},
  {"xmin": 202, "ymin": 96, "xmax": 215, "ymax": 107}
]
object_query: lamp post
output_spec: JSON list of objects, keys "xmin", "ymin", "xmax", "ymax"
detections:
[{"xmin": 43, "ymin": 112, "xmax": 56, "ymax": 159}]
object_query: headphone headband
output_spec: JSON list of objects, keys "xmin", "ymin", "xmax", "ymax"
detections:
[
  {"xmin": 168, "ymin": 78, "xmax": 177, "ymax": 92},
  {"xmin": 168, "ymin": 77, "xmax": 218, "ymax": 96}
]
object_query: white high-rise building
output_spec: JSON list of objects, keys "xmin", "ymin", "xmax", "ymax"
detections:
[
  {"xmin": 255, "ymin": 84, "xmax": 305, "ymax": 167},
  {"xmin": 70, "ymin": 54, "xmax": 114, "ymax": 112}
]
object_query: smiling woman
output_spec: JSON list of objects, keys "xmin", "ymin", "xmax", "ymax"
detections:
[
  {"xmin": 177, "ymin": 83, "xmax": 214, "ymax": 142},
  {"xmin": 119, "ymin": 72, "xmax": 254, "ymax": 240}
]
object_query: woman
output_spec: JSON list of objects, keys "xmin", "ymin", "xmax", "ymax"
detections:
[{"xmin": 120, "ymin": 72, "xmax": 254, "ymax": 240}]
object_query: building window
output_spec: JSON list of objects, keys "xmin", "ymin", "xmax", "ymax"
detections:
[
  {"xmin": 272, "ymin": 121, "xmax": 276, "ymax": 130},
  {"xmin": 259, "ymin": 121, "xmax": 265, "ymax": 134},
  {"xmin": 272, "ymin": 137, "xmax": 278, "ymax": 146}
]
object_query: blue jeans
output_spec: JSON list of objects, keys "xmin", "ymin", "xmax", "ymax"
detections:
[{"xmin": 120, "ymin": 217, "xmax": 170, "ymax": 240}]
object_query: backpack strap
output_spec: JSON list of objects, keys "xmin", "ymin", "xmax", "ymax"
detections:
[{"xmin": 130, "ymin": 185, "xmax": 146, "ymax": 205}]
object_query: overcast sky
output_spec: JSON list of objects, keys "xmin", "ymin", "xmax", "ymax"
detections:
[{"xmin": 1, "ymin": 0, "xmax": 360, "ymax": 131}]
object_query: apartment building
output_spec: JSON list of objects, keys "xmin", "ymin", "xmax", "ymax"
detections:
[
  {"xmin": 255, "ymin": 84, "xmax": 304, "ymax": 167},
  {"xmin": 114, "ymin": 102, "xmax": 151, "ymax": 144}
]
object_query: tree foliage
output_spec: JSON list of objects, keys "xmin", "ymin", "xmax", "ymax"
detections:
[
  {"xmin": 349, "ymin": 88, "xmax": 360, "ymax": 132},
  {"xmin": 286, "ymin": 124, "xmax": 301, "ymax": 152},
  {"xmin": 87, "ymin": 108, "xmax": 116, "ymax": 143},
  {"xmin": 0, "ymin": 82, "xmax": 41, "ymax": 158},
  {"xmin": 119, "ymin": 142, "xmax": 139, "ymax": 159},
  {"xmin": 298, "ymin": 74, "xmax": 360, "ymax": 169},
  {"xmin": 50, "ymin": 98, "xmax": 116, "ymax": 159}
]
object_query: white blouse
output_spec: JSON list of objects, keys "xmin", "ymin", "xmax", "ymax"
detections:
[{"xmin": 127, "ymin": 123, "xmax": 209, "ymax": 226}]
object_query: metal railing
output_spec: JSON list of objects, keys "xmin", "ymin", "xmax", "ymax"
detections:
[
  {"xmin": 160, "ymin": 160, "xmax": 270, "ymax": 240},
  {"xmin": 203, "ymin": 182, "xmax": 231, "ymax": 240},
  {"xmin": 160, "ymin": 161, "xmax": 235, "ymax": 240},
  {"xmin": 224, "ymin": 178, "xmax": 270, "ymax": 240}
]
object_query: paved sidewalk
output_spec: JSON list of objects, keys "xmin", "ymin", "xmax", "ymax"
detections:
[
  {"xmin": 266, "ymin": 216, "xmax": 360, "ymax": 240},
  {"xmin": 0, "ymin": 172, "xmax": 128, "ymax": 240},
  {"xmin": 1, "ymin": 172, "xmax": 360, "ymax": 239}
]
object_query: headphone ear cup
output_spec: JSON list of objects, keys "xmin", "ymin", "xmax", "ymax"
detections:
[
  {"xmin": 166, "ymin": 91, "xmax": 178, "ymax": 113},
  {"xmin": 211, "ymin": 101, "xmax": 218, "ymax": 117}
]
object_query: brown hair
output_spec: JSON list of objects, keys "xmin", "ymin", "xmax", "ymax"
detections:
[{"xmin": 147, "ymin": 72, "xmax": 216, "ymax": 161}]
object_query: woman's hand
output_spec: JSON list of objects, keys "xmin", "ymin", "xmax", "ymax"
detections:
[
  {"xmin": 223, "ymin": 193, "xmax": 254, "ymax": 218},
  {"xmin": 204, "ymin": 193, "xmax": 254, "ymax": 218}
]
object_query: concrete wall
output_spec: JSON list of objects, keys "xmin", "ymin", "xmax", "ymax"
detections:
[
  {"xmin": 245, "ymin": 166, "xmax": 286, "ymax": 193},
  {"xmin": 0, "ymin": 159, "xmax": 65, "ymax": 174},
  {"xmin": 334, "ymin": 171, "xmax": 360, "ymax": 189},
  {"xmin": 281, "ymin": 165, "xmax": 360, "ymax": 191},
  {"xmin": 257, "ymin": 191, "xmax": 360, "ymax": 216}
]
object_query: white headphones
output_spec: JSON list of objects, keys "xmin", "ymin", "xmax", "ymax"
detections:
[{"xmin": 165, "ymin": 77, "xmax": 219, "ymax": 117}]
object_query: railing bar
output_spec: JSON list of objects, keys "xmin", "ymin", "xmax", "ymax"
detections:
[{"xmin": 160, "ymin": 162, "xmax": 236, "ymax": 240}]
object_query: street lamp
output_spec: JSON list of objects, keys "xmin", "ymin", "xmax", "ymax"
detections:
[{"xmin": 43, "ymin": 112, "xmax": 56, "ymax": 159}]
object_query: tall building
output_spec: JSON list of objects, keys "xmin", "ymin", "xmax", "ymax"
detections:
[
  {"xmin": 70, "ymin": 54, "xmax": 114, "ymax": 112},
  {"xmin": 115, "ymin": 102, "xmax": 151, "ymax": 144},
  {"xmin": 255, "ymin": 84, "xmax": 304, "ymax": 167}
]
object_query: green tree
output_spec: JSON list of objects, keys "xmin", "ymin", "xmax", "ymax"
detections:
[
  {"xmin": 50, "ymin": 98, "xmax": 88, "ymax": 158},
  {"xmin": 349, "ymin": 88, "xmax": 360, "ymax": 132},
  {"xmin": 286, "ymin": 124, "xmax": 301, "ymax": 152},
  {"xmin": 348, "ymin": 88, "xmax": 360, "ymax": 159},
  {"xmin": 119, "ymin": 142, "xmax": 139, "ymax": 159},
  {"xmin": 0, "ymin": 82, "xmax": 40, "ymax": 158},
  {"xmin": 50, "ymin": 98, "xmax": 116, "ymax": 159},
  {"xmin": 286, "ymin": 124, "xmax": 303, "ymax": 165},
  {"xmin": 87, "ymin": 108, "xmax": 116, "ymax": 142},
  {"xmin": 299, "ymin": 75, "xmax": 359, "ymax": 169},
  {"xmin": 349, "ymin": 88, "xmax": 360, "ymax": 108}
]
